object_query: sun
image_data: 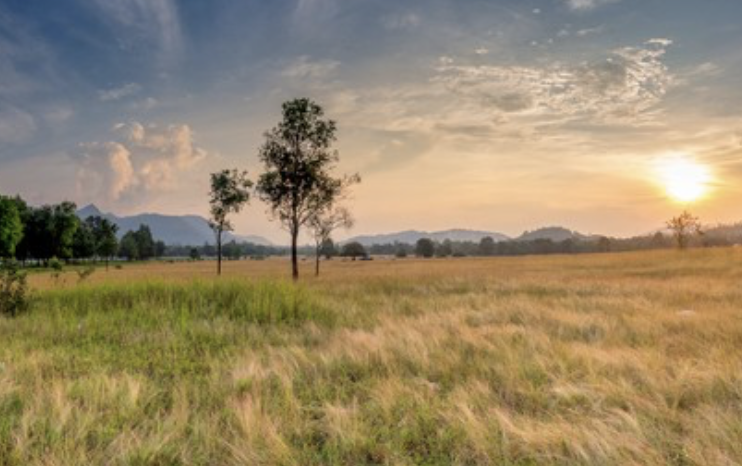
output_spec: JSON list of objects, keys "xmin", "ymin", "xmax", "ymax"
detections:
[{"xmin": 656, "ymin": 155, "xmax": 712, "ymax": 203}]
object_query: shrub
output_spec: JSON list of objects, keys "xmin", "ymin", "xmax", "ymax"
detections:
[{"xmin": 0, "ymin": 261, "xmax": 30, "ymax": 317}]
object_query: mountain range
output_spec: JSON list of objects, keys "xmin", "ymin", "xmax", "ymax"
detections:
[
  {"xmin": 345, "ymin": 226, "xmax": 595, "ymax": 246},
  {"xmin": 76, "ymin": 205, "xmax": 273, "ymax": 246}
]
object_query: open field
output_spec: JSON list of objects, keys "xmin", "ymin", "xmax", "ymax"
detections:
[{"xmin": 3, "ymin": 249, "xmax": 742, "ymax": 465}]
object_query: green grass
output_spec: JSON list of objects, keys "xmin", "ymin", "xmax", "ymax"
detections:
[{"xmin": 2, "ymin": 250, "xmax": 742, "ymax": 464}]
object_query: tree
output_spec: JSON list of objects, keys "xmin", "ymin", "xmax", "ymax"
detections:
[
  {"xmin": 0, "ymin": 197, "xmax": 23, "ymax": 259},
  {"xmin": 91, "ymin": 217, "xmax": 119, "ymax": 269},
  {"xmin": 308, "ymin": 207, "xmax": 354, "ymax": 276},
  {"xmin": 119, "ymin": 231, "xmax": 139, "ymax": 261},
  {"xmin": 72, "ymin": 219, "xmax": 96, "ymax": 261},
  {"xmin": 415, "ymin": 238, "xmax": 435, "ymax": 258},
  {"xmin": 208, "ymin": 169, "xmax": 253, "ymax": 276},
  {"xmin": 478, "ymin": 236, "xmax": 496, "ymax": 256},
  {"xmin": 190, "ymin": 248, "xmax": 201, "ymax": 260},
  {"xmin": 667, "ymin": 210, "xmax": 702, "ymax": 250},
  {"xmin": 256, "ymin": 98, "xmax": 359, "ymax": 281},
  {"xmin": 50, "ymin": 202, "xmax": 79, "ymax": 262},
  {"xmin": 436, "ymin": 239, "xmax": 453, "ymax": 258},
  {"xmin": 320, "ymin": 238, "xmax": 337, "ymax": 260},
  {"xmin": 134, "ymin": 225, "xmax": 156, "ymax": 260},
  {"xmin": 341, "ymin": 241, "xmax": 367, "ymax": 260}
]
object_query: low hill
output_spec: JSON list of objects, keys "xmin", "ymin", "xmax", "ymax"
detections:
[
  {"xmin": 76, "ymin": 204, "xmax": 272, "ymax": 246},
  {"xmin": 346, "ymin": 229, "xmax": 509, "ymax": 246}
]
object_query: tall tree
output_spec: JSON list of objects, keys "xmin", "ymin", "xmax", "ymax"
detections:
[
  {"xmin": 256, "ymin": 98, "xmax": 359, "ymax": 280},
  {"xmin": 208, "ymin": 169, "xmax": 252, "ymax": 276},
  {"xmin": 0, "ymin": 196, "xmax": 23, "ymax": 259},
  {"xmin": 308, "ymin": 207, "xmax": 354, "ymax": 276},
  {"xmin": 667, "ymin": 210, "xmax": 702, "ymax": 250}
]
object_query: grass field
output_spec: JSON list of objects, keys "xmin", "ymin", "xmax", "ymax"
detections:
[{"xmin": 2, "ymin": 249, "xmax": 742, "ymax": 465}]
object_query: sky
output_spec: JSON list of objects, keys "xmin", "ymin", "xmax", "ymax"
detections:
[{"xmin": 1, "ymin": 0, "xmax": 742, "ymax": 243}]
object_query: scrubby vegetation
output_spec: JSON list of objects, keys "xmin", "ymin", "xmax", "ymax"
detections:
[{"xmin": 2, "ymin": 249, "xmax": 742, "ymax": 464}]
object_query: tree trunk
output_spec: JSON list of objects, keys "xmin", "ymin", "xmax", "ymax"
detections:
[
  {"xmin": 291, "ymin": 228, "xmax": 299, "ymax": 281},
  {"xmin": 217, "ymin": 231, "xmax": 222, "ymax": 276},
  {"xmin": 315, "ymin": 243, "xmax": 321, "ymax": 277}
]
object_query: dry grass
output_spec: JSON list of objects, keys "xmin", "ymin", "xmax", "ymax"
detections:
[{"xmin": 4, "ymin": 248, "xmax": 742, "ymax": 464}]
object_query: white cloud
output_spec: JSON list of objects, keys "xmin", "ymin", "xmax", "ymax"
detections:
[
  {"xmin": 435, "ymin": 39, "xmax": 674, "ymax": 124},
  {"xmin": 98, "ymin": 83, "xmax": 141, "ymax": 101},
  {"xmin": 76, "ymin": 122, "xmax": 208, "ymax": 205}
]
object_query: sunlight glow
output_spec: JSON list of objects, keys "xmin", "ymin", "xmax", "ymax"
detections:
[{"xmin": 656, "ymin": 155, "xmax": 712, "ymax": 203}]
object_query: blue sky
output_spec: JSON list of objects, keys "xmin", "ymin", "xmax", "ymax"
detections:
[{"xmin": 1, "ymin": 0, "xmax": 742, "ymax": 241}]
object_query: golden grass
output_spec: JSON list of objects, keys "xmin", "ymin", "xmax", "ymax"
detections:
[{"xmin": 4, "ymin": 247, "xmax": 742, "ymax": 464}]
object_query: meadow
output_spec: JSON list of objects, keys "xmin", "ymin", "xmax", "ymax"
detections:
[{"xmin": 2, "ymin": 249, "xmax": 742, "ymax": 465}]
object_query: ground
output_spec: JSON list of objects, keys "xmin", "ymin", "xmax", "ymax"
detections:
[{"xmin": 2, "ymin": 249, "xmax": 742, "ymax": 465}]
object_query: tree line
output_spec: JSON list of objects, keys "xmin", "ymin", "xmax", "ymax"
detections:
[{"xmin": 0, "ymin": 196, "xmax": 169, "ymax": 266}]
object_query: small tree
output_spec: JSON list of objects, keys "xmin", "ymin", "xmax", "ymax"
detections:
[
  {"xmin": 341, "ymin": 241, "xmax": 367, "ymax": 260},
  {"xmin": 415, "ymin": 238, "xmax": 435, "ymax": 258},
  {"xmin": 256, "ymin": 98, "xmax": 359, "ymax": 281},
  {"xmin": 0, "ymin": 197, "xmax": 23, "ymax": 259},
  {"xmin": 208, "ymin": 169, "xmax": 253, "ymax": 276},
  {"xmin": 436, "ymin": 239, "xmax": 453, "ymax": 258},
  {"xmin": 478, "ymin": 236, "xmax": 496, "ymax": 256},
  {"xmin": 308, "ymin": 207, "xmax": 354, "ymax": 276},
  {"xmin": 667, "ymin": 210, "xmax": 702, "ymax": 250}
]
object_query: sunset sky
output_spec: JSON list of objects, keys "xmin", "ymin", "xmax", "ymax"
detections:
[{"xmin": 1, "ymin": 0, "xmax": 741, "ymax": 242}]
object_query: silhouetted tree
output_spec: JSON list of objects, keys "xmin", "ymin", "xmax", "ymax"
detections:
[
  {"xmin": 88, "ymin": 216, "xmax": 118, "ymax": 269},
  {"xmin": 415, "ymin": 238, "xmax": 435, "ymax": 258},
  {"xmin": 667, "ymin": 211, "xmax": 702, "ymax": 250},
  {"xmin": 72, "ymin": 219, "xmax": 96, "ymax": 261},
  {"xmin": 208, "ymin": 169, "xmax": 253, "ymax": 276},
  {"xmin": 134, "ymin": 225, "xmax": 156, "ymax": 260},
  {"xmin": 308, "ymin": 207, "xmax": 354, "ymax": 276},
  {"xmin": 256, "ymin": 98, "xmax": 359, "ymax": 280}
]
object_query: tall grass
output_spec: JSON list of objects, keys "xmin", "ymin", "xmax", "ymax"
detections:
[{"xmin": 2, "ymin": 249, "xmax": 742, "ymax": 464}]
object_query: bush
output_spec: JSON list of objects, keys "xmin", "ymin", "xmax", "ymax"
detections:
[{"xmin": 0, "ymin": 261, "xmax": 30, "ymax": 317}]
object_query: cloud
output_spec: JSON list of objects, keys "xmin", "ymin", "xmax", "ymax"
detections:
[
  {"xmin": 76, "ymin": 122, "xmax": 208, "ymax": 205},
  {"xmin": 281, "ymin": 56, "xmax": 340, "ymax": 79},
  {"xmin": 434, "ymin": 39, "xmax": 674, "ymax": 125},
  {"xmin": 89, "ymin": 0, "xmax": 182, "ymax": 63},
  {"xmin": 0, "ymin": 106, "xmax": 37, "ymax": 145},
  {"xmin": 565, "ymin": 0, "xmax": 620, "ymax": 11},
  {"xmin": 98, "ymin": 82, "xmax": 142, "ymax": 101},
  {"xmin": 381, "ymin": 13, "xmax": 421, "ymax": 30}
]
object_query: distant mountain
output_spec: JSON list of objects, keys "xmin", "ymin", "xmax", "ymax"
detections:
[
  {"xmin": 346, "ymin": 229, "xmax": 509, "ymax": 246},
  {"xmin": 76, "ymin": 204, "xmax": 272, "ymax": 246},
  {"xmin": 515, "ymin": 227, "xmax": 593, "ymax": 242}
]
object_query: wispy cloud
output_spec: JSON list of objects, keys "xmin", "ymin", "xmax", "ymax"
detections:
[
  {"xmin": 89, "ymin": 0, "xmax": 183, "ymax": 65},
  {"xmin": 98, "ymin": 83, "xmax": 142, "ymax": 101},
  {"xmin": 565, "ymin": 0, "xmax": 620, "ymax": 11},
  {"xmin": 281, "ymin": 56, "xmax": 340, "ymax": 80}
]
